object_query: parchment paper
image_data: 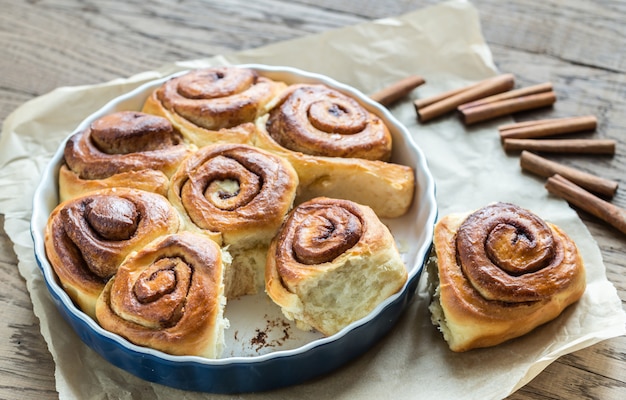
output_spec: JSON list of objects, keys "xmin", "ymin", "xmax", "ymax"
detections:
[{"xmin": 1, "ymin": 1, "xmax": 624, "ymax": 399}]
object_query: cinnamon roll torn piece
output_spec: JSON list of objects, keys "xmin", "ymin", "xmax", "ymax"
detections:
[
  {"xmin": 265, "ymin": 197, "xmax": 408, "ymax": 336},
  {"xmin": 428, "ymin": 202, "xmax": 586, "ymax": 352}
]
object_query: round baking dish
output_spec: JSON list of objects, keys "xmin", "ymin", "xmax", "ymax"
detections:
[{"xmin": 30, "ymin": 64, "xmax": 437, "ymax": 393}]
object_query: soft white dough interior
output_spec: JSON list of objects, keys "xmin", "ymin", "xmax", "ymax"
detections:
[
  {"xmin": 224, "ymin": 244, "xmax": 268, "ymax": 298},
  {"xmin": 210, "ymin": 279, "xmax": 230, "ymax": 358},
  {"xmin": 426, "ymin": 254, "xmax": 453, "ymax": 344},
  {"xmin": 297, "ymin": 247, "xmax": 406, "ymax": 335},
  {"xmin": 208, "ymin": 179, "xmax": 240, "ymax": 203}
]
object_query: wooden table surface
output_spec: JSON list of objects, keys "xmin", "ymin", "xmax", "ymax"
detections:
[{"xmin": 1, "ymin": 1, "xmax": 624, "ymax": 399}]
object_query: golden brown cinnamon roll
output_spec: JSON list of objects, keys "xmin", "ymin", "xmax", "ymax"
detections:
[
  {"xmin": 60, "ymin": 111, "xmax": 192, "ymax": 202},
  {"xmin": 255, "ymin": 116, "xmax": 414, "ymax": 218},
  {"xmin": 265, "ymin": 197, "xmax": 408, "ymax": 336},
  {"xmin": 169, "ymin": 143, "xmax": 299, "ymax": 297},
  {"xmin": 428, "ymin": 202, "xmax": 586, "ymax": 352},
  {"xmin": 254, "ymin": 85, "xmax": 414, "ymax": 218},
  {"xmin": 95, "ymin": 232, "xmax": 228, "ymax": 358},
  {"xmin": 266, "ymin": 84, "xmax": 392, "ymax": 161},
  {"xmin": 142, "ymin": 66, "xmax": 286, "ymax": 147},
  {"xmin": 44, "ymin": 188, "xmax": 180, "ymax": 318}
]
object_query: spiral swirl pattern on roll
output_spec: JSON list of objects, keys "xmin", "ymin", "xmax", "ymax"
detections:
[
  {"xmin": 156, "ymin": 67, "xmax": 283, "ymax": 131},
  {"xmin": 276, "ymin": 198, "xmax": 364, "ymax": 266},
  {"xmin": 44, "ymin": 188, "xmax": 180, "ymax": 317},
  {"xmin": 64, "ymin": 111, "xmax": 190, "ymax": 180},
  {"xmin": 455, "ymin": 202, "xmax": 578, "ymax": 303},
  {"xmin": 60, "ymin": 111, "xmax": 191, "ymax": 201},
  {"xmin": 428, "ymin": 202, "xmax": 586, "ymax": 352},
  {"xmin": 95, "ymin": 232, "xmax": 227, "ymax": 358},
  {"xmin": 266, "ymin": 197, "xmax": 407, "ymax": 336},
  {"xmin": 265, "ymin": 84, "xmax": 392, "ymax": 161},
  {"xmin": 169, "ymin": 143, "xmax": 298, "ymax": 243}
]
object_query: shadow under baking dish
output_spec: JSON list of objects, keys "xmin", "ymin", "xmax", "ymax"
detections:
[{"xmin": 30, "ymin": 64, "xmax": 437, "ymax": 393}]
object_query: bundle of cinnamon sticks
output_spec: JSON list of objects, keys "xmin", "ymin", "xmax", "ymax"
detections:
[
  {"xmin": 545, "ymin": 174, "xmax": 626, "ymax": 235},
  {"xmin": 370, "ymin": 73, "xmax": 624, "ymax": 235},
  {"xmin": 411, "ymin": 73, "xmax": 558, "ymax": 124},
  {"xmin": 503, "ymin": 115, "xmax": 621, "ymax": 233},
  {"xmin": 517, "ymin": 146, "xmax": 623, "ymax": 234},
  {"xmin": 499, "ymin": 115, "xmax": 616, "ymax": 156}
]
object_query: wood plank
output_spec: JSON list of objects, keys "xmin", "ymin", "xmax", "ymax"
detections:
[
  {"xmin": 0, "ymin": 216, "xmax": 57, "ymax": 399},
  {"xmin": 510, "ymin": 338, "xmax": 626, "ymax": 399},
  {"xmin": 477, "ymin": 1, "xmax": 626, "ymax": 73}
]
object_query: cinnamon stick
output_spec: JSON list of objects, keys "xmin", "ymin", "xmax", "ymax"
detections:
[
  {"xmin": 499, "ymin": 116, "xmax": 594, "ymax": 131},
  {"xmin": 545, "ymin": 174, "xmax": 626, "ymax": 235},
  {"xmin": 520, "ymin": 150, "xmax": 618, "ymax": 198},
  {"xmin": 370, "ymin": 75, "xmax": 426, "ymax": 107},
  {"xmin": 414, "ymin": 80, "xmax": 483, "ymax": 110},
  {"xmin": 458, "ymin": 91, "xmax": 557, "ymax": 125},
  {"xmin": 503, "ymin": 138, "xmax": 616, "ymax": 155},
  {"xmin": 499, "ymin": 115, "xmax": 598, "ymax": 140},
  {"xmin": 414, "ymin": 73, "xmax": 515, "ymax": 122},
  {"xmin": 458, "ymin": 82, "xmax": 553, "ymax": 111}
]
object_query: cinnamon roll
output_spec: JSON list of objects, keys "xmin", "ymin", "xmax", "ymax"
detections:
[
  {"xmin": 255, "ymin": 86, "xmax": 414, "ymax": 218},
  {"xmin": 60, "ymin": 111, "xmax": 192, "ymax": 202},
  {"xmin": 95, "ymin": 232, "xmax": 228, "ymax": 358},
  {"xmin": 265, "ymin": 84, "xmax": 392, "ymax": 161},
  {"xmin": 265, "ymin": 197, "xmax": 408, "ymax": 336},
  {"xmin": 142, "ymin": 66, "xmax": 286, "ymax": 147},
  {"xmin": 44, "ymin": 188, "xmax": 180, "ymax": 318},
  {"xmin": 168, "ymin": 143, "xmax": 299, "ymax": 297},
  {"xmin": 428, "ymin": 202, "xmax": 586, "ymax": 352}
]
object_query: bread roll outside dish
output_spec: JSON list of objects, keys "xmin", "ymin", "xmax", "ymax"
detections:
[
  {"xmin": 265, "ymin": 197, "xmax": 408, "ymax": 336},
  {"xmin": 428, "ymin": 202, "xmax": 586, "ymax": 352},
  {"xmin": 96, "ymin": 232, "xmax": 228, "ymax": 358},
  {"xmin": 142, "ymin": 66, "xmax": 286, "ymax": 147},
  {"xmin": 44, "ymin": 188, "xmax": 180, "ymax": 318},
  {"xmin": 255, "ymin": 84, "xmax": 414, "ymax": 218},
  {"xmin": 60, "ymin": 111, "xmax": 192, "ymax": 202},
  {"xmin": 168, "ymin": 143, "xmax": 299, "ymax": 297}
]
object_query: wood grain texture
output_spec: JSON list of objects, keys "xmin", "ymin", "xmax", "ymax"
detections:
[
  {"xmin": 0, "ymin": 215, "xmax": 57, "ymax": 399},
  {"xmin": 1, "ymin": 1, "xmax": 624, "ymax": 399}
]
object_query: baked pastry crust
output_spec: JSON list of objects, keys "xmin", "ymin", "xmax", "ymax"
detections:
[
  {"xmin": 144, "ymin": 66, "xmax": 414, "ymax": 218},
  {"xmin": 168, "ymin": 143, "xmax": 299, "ymax": 297},
  {"xmin": 429, "ymin": 202, "xmax": 586, "ymax": 352},
  {"xmin": 60, "ymin": 111, "xmax": 191, "ymax": 202},
  {"xmin": 142, "ymin": 67, "xmax": 286, "ymax": 147},
  {"xmin": 255, "ymin": 114, "xmax": 414, "ymax": 218},
  {"xmin": 44, "ymin": 188, "xmax": 180, "ymax": 318},
  {"xmin": 95, "ymin": 232, "xmax": 228, "ymax": 358},
  {"xmin": 266, "ymin": 197, "xmax": 408, "ymax": 336},
  {"xmin": 265, "ymin": 84, "xmax": 392, "ymax": 161}
]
